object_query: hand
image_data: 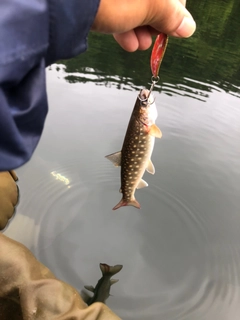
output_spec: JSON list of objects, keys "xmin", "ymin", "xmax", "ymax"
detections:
[
  {"xmin": 92, "ymin": 0, "xmax": 196, "ymax": 51},
  {"xmin": 0, "ymin": 171, "xmax": 19, "ymax": 230},
  {"xmin": 0, "ymin": 233, "xmax": 121, "ymax": 319}
]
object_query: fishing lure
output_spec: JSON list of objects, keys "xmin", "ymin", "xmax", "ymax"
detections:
[{"xmin": 149, "ymin": 33, "xmax": 169, "ymax": 95}]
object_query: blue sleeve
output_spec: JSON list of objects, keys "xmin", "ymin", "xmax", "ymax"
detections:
[{"xmin": 0, "ymin": 0, "xmax": 100, "ymax": 171}]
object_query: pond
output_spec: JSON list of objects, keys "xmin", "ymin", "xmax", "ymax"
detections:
[{"xmin": 5, "ymin": 0, "xmax": 240, "ymax": 319}]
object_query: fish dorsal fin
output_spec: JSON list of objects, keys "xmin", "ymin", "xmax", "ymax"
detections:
[
  {"xmin": 84, "ymin": 285, "xmax": 95, "ymax": 292},
  {"xmin": 105, "ymin": 151, "xmax": 122, "ymax": 166},
  {"xmin": 146, "ymin": 159, "xmax": 155, "ymax": 175},
  {"xmin": 137, "ymin": 179, "xmax": 148, "ymax": 189},
  {"xmin": 149, "ymin": 124, "xmax": 162, "ymax": 138},
  {"xmin": 110, "ymin": 279, "xmax": 119, "ymax": 285}
]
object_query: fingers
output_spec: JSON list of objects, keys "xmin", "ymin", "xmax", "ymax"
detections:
[
  {"xmin": 113, "ymin": 30, "xmax": 139, "ymax": 52},
  {"xmin": 113, "ymin": 27, "xmax": 153, "ymax": 52},
  {"xmin": 93, "ymin": 0, "xmax": 196, "ymax": 51}
]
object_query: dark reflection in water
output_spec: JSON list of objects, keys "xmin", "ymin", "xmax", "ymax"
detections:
[
  {"xmin": 4, "ymin": 0, "xmax": 240, "ymax": 319},
  {"xmin": 57, "ymin": 0, "xmax": 240, "ymax": 99}
]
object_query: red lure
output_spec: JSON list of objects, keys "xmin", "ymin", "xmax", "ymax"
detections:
[{"xmin": 150, "ymin": 33, "xmax": 169, "ymax": 78}]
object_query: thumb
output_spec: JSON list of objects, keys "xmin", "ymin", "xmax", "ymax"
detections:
[{"xmin": 150, "ymin": 0, "xmax": 196, "ymax": 38}]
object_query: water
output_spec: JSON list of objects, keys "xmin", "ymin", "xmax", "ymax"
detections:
[{"xmin": 4, "ymin": 0, "xmax": 240, "ymax": 319}]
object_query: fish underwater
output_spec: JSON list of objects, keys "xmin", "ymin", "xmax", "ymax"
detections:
[
  {"xmin": 83, "ymin": 263, "xmax": 123, "ymax": 305},
  {"xmin": 106, "ymin": 89, "xmax": 162, "ymax": 210}
]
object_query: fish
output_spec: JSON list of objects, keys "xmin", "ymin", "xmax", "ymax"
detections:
[
  {"xmin": 106, "ymin": 89, "xmax": 162, "ymax": 210},
  {"xmin": 84, "ymin": 263, "xmax": 123, "ymax": 305},
  {"xmin": 150, "ymin": 33, "xmax": 168, "ymax": 78}
]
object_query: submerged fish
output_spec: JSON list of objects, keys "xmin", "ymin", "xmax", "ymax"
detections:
[
  {"xmin": 84, "ymin": 263, "xmax": 123, "ymax": 305},
  {"xmin": 106, "ymin": 89, "xmax": 162, "ymax": 210}
]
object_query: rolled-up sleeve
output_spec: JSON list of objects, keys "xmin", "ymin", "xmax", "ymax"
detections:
[{"xmin": 0, "ymin": 0, "xmax": 100, "ymax": 170}]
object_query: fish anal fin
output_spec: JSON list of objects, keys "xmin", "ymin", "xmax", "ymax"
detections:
[
  {"xmin": 112, "ymin": 198, "xmax": 140, "ymax": 210},
  {"xmin": 146, "ymin": 159, "xmax": 155, "ymax": 174},
  {"xmin": 110, "ymin": 279, "xmax": 119, "ymax": 285},
  {"xmin": 137, "ymin": 179, "xmax": 148, "ymax": 189},
  {"xmin": 149, "ymin": 124, "xmax": 162, "ymax": 138},
  {"xmin": 84, "ymin": 285, "xmax": 95, "ymax": 293},
  {"xmin": 105, "ymin": 151, "xmax": 121, "ymax": 167}
]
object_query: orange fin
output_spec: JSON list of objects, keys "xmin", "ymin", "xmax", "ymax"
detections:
[
  {"xmin": 112, "ymin": 198, "xmax": 140, "ymax": 210},
  {"xmin": 149, "ymin": 124, "xmax": 162, "ymax": 138}
]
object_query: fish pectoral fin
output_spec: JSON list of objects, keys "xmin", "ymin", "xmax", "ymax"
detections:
[
  {"xmin": 105, "ymin": 151, "xmax": 121, "ymax": 167},
  {"xmin": 146, "ymin": 159, "xmax": 155, "ymax": 175},
  {"xmin": 149, "ymin": 124, "xmax": 162, "ymax": 138},
  {"xmin": 137, "ymin": 179, "xmax": 148, "ymax": 189},
  {"xmin": 84, "ymin": 285, "xmax": 95, "ymax": 293},
  {"xmin": 110, "ymin": 279, "xmax": 119, "ymax": 285}
]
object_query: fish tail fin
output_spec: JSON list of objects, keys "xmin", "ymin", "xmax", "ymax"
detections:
[
  {"xmin": 100, "ymin": 263, "xmax": 123, "ymax": 276},
  {"xmin": 112, "ymin": 198, "xmax": 140, "ymax": 210}
]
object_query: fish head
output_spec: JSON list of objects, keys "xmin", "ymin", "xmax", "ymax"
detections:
[{"xmin": 137, "ymin": 89, "xmax": 158, "ymax": 126}]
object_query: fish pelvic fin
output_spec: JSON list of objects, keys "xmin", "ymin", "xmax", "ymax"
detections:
[
  {"xmin": 137, "ymin": 179, "xmax": 148, "ymax": 189},
  {"xmin": 149, "ymin": 124, "xmax": 162, "ymax": 138},
  {"xmin": 146, "ymin": 159, "xmax": 155, "ymax": 174},
  {"xmin": 112, "ymin": 198, "xmax": 140, "ymax": 210},
  {"xmin": 105, "ymin": 151, "xmax": 121, "ymax": 167},
  {"xmin": 100, "ymin": 264, "xmax": 123, "ymax": 276},
  {"xmin": 84, "ymin": 285, "xmax": 95, "ymax": 292}
]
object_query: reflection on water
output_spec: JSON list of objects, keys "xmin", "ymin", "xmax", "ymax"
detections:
[
  {"xmin": 4, "ymin": 0, "xmax": 240, "ymax": 319},
  {"xmin": 51, "ymin": 171, "xmax": 71, "ymax": 187}
]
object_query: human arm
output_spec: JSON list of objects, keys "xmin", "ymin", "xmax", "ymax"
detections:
[
  {"xmin": 0, "ymin": 0, "xmax": 195, "ymax": 171},
  {"xmin": 0, "ymin": 0, "xmax": 100, "ymax": 171}
]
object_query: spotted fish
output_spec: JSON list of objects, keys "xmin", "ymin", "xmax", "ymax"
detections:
[
  {"xmin": 84, "ymin": 263, "xmax": 123, "ymax": 305},
  {"xmin": 106, "ymin": 89, "xmax": 162, "ymax": 210}
]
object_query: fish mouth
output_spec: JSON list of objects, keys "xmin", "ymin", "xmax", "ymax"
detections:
[{"xmin": 138, "ymin": 89, "xmax": 155, "ymax": 105}]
